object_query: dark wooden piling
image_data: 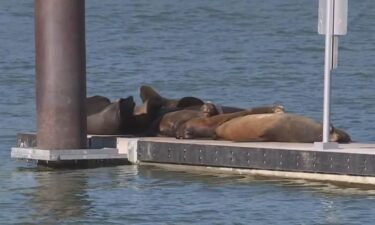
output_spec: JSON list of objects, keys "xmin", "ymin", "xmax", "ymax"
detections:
[{"xmin": 35, "ymin": 0, "xmax": 87, "ymax": 149}]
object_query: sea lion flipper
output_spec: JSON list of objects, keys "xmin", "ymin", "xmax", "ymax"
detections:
[{"xmin": 140, "ymin": 85, "xmax": 163, "ymax": 103}]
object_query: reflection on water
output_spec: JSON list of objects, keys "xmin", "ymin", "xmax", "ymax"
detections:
[
  {"xmin": 6, "ymin": 164, "xmax": 375, "ymax": 225},
  {"xmin": 140, "ymin": 165, "xmax": 375, "ymax": 196},
  {"xmin": 29, "ymin": 171, "xmax": 91, "ymax": 224}
]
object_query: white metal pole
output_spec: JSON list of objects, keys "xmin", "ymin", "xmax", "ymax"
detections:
[{"xmin": 323, "ymin": 0, "xmax": 334, "ymax": 143}]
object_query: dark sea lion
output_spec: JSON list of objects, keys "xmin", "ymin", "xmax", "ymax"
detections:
[
  {"xmin": 329, "ymin": 126, "xmax": 352, "ymax": 143},
  {"xmin": 215, "ymin": 113, "xmax": 351, "ymax": 143},
  {"xmin": 86, "ymin": 95, "xmax": 111, "ymax": 116},
  {"xmin": 158, "ymin": 103, "xmax": 219, "ymax": 137},
  {"xmin": 140, "ymin": 85, "xmax": 204, "ymax": 109},
  {"xmin": 129, "ymin": 97, "xmax": 164, "ymax": 135},
  {"xmin": 176, "ymin": 96, "xmax": 204, "ymax": 108},
  {"xmin": 140, "ymin": 85, "xmax": 163, "ymax": 103},
  {"xmin": 176, "ymin": 105, "xmax": 284, "ymax": 139},
  {"xmin": 158, "ymin": 110, "xmax": 202, "ymax": 137},
  {"xmin": 87, "ymin": 96, "xmax": 135, "ymax": 135}
]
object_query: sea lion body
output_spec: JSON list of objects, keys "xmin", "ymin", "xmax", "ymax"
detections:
[
  {"xmin": 175, "ymin": 111, "xmax": 251, "ymax": 139},
  {"xmin": 215, "ymin": 113, "xmax": 351, "ymax": 143},
  {"xmin": 86, "ymin": 95, "xmax": 111, "ymax": 116},
  {"xmin": 158, "ymin": 110, "xmax": 204, "ymax": 137},
  {"xmin": 130, "ymin": 97, "xmax": 164, "ymax": 135},
  {"xmin": 87, "ymin": 96, "xmax": 135, "ymax": 135},
  {"xmin": 176, "ymin": 105, "xmax": 284, "ymax": 139},
  {"xmin": 158, "ymin": 103, "xmax": 220, "ymax": 137}
]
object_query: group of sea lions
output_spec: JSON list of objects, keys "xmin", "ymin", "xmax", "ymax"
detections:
[{"xmin": 86, "ymin": 85, "xmax": 352, "ymax": 143}]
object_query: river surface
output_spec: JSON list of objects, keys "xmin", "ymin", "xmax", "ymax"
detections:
[{"xmin": 1, "ymin": 0, "xmax": 375, "ymax": 224}]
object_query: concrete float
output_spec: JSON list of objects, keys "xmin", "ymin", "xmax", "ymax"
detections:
[
  {"xmin": 11, "ymin": 133, "xmax": 375, "ymax": 185},
  {"xmin": 12, "ymin": 133, "xmax": 131, "ymax": 167}
]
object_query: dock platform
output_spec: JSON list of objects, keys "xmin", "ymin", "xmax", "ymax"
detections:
[
  {"xmin": 12, "ymin": 133, "xmax": 131, "ymax": 167},
  {"xmin": 12, "ymin": 133, "xmax": 375, "ymax": 184}
]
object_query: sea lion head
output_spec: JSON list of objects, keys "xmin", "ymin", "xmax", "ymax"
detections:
[
  {"xmin": 330, "ymin": 125, "xmax": 352, "ymax": 143},
  {"xmin": 200, "ymin": 103, "xmax": 219, "ymax": 117}
]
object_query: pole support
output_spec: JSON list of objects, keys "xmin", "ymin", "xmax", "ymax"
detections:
[
  {"xmin": 35, "ymin": 0, "xmax": 87, "ymax": 149},
  {"xmin": 322, "ymin": 0, "xmax": 334, "ymax": 144}
]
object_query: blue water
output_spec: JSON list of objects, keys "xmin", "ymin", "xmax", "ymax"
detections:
[{"xmin": 1, "ymin": 0, "xmax": 375, "ymax": 224}]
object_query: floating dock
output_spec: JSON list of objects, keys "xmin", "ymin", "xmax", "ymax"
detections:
[
  {"xmin": 12, "ymin": 133, "xmax": 131, "ymax": 167},
  {"xmin": 11, "ymin": 133, "xmax": 375, "ymax": 184}
]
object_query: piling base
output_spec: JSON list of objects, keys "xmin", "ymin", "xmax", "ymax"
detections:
[
  {"xmin": 314, "ymin": 141, "xmax": 339, "ymax": 150},
  {"xmin": 11, "ymin": 147, "xmax": 130, "ymax": 168},
  {"xmin": 11, "ymin": 134, "xmax": 137, "ymax": 168}
]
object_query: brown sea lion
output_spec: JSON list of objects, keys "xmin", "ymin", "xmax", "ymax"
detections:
[
  {"xmin": 87, "ymin": 96, "xmax": 135, "ymax": 135},
  {"xmin": 176, "ymin": 105, "xmax": 284, "ymax": 139},
  {"xmin": 158, "ymin": 103, "xmax": 219, "ymax": 137},
  {"xmin": 86, "ymin": 95, "xmax": 111, "ymax": 116},
  {"xmin": 215, "ymin": 113, "xmax": 351, "ymax": 143},
  {"xmin": 140, "ymin": 85, "xmax": 204, "ymax": 109}
]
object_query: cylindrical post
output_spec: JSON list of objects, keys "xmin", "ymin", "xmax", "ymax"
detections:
[
  {"xmin": 323, "ymin": 0, "xmax": 334, "ymax": 143},
  {"xmin": 35, "ymin": 0, "xmax": 87, "ymax": 149}
]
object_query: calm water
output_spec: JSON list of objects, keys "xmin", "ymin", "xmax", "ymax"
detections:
[{"xmin": 1, "ymin": 0, "xmax": 375, "ymax": 224}]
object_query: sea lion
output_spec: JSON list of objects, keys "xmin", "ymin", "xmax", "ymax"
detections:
[
  {"xmin": 86, "ymin": 95, "xmax": 111, "ymax": 116},
  {"xmin": 215, "ymin": 113, "xmax": 351, "ymax": 143},
  {"xmin": 129, "ymin": 97, "xmax": 164, "ymax": 135},
  {"xmin": 158, "ymin": 103, "xmax": 219, "ymax": 137},
  {"xmin": 176, "ymin": 105, "xmax": 284, "ymax": 139},
  {"xmin": 140, "ymin": 85, "xmax": 204, "ymax": 109},
  {"xmin": 87, "ymin": 96, "xmax": 135, "ymax": 135}
]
